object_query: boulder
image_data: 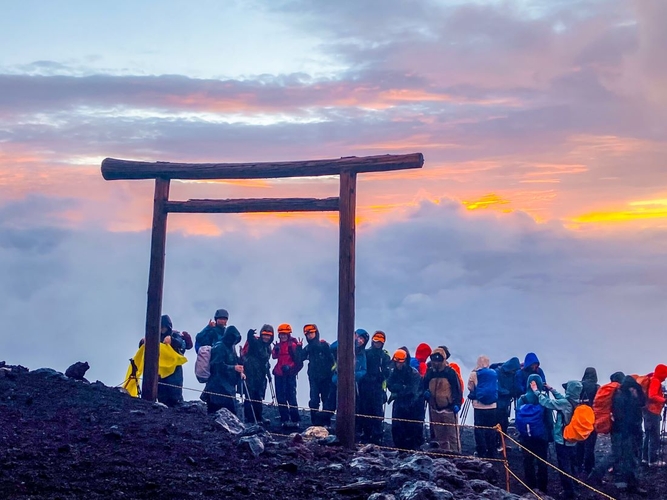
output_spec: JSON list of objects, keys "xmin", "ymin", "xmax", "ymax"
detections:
[
  {"xmin": 398, "ymin": 480, "xmax": 454, "ymax": 500},
  {"xmin": 214, "ymin": 408, "xmax": 245, "ymax": 435}
]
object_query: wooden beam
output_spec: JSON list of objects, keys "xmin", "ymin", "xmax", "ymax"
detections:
[
  {"xmin": 101, "ymin": 153, "xmax": 423, "ymax": 180},
  {"xmin": 336, "ymin": 169, "xmax": 357, "ymax": 449},
  {"xmin": 165, "ymin": 197, "xmax": 339, "ymax": 213},
  {"xmin": 142, "ymin": 177, "xmax": 170, "ymax": 402}
]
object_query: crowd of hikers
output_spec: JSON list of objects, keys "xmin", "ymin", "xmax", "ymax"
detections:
[{"xmin": 136, "ymin": 309, "xmax": 666, "ymax": 498}]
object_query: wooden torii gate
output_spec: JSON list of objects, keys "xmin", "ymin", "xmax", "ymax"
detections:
[{"xmin": 101, "ymin": 153, "xmax": 423, "ymax": 448}]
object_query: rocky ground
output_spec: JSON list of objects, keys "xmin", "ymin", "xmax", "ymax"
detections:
[{"xmin": 1, "ymin": 362, "xmax": 665, "ymax": 499}]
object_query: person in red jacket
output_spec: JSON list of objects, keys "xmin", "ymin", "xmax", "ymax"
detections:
[
  {"xmin": 272, "ymin": 323, "xmax": 303, "ymax": 429},
  {"xmin": 642, "ymin": 364, "xmax": 667, "ymax": 466}
]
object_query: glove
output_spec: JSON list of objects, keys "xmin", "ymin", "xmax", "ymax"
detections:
[
  {"xmin": 453, "ymin": 405, "xmax": 460, "ymax": 415},
  {"xmin": 424, "ymin": 390, "xmax": 432, "ymax": 401},
  {"xmin": 248, "ymin": 328, "xmax": 256, "ymax": 337},
  {"xmin": 281, "ymin": 365, "xmax": 290, "ymax": 374}
]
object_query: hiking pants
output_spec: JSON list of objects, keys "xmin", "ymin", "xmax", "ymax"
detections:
[
  {"xmin": 555, "ymin": 443, "xmax": 576, "ymax": 499},
  {"xmin": 591, "ymin": 432, "xmax": 622, "ymax": 481},
  {"xmin": 496, "ymin": 400, "xmax": 511, "ymax": 448},
  {"xmin": 157, "ymin": 365, "xmax": 184, "ymax": 408},
  {"xmin": 575, "ymin": 430, "xmax": 597, "ymax": 474},
  {"xmin": 520, "ymin": 436, "xmax": 548, "ymax": 492},
  {"xmin": 275, "ymin": 374, "xmax": 300, "ymax": 423},
  {"xmin": 642, "ymin": 409, "xmax": 661, "ymax": 463},
  {"xmin": 430, "ymin": 407, "xmax": 460, "ymax": 453},
  {"xmin": 357, "ymin": 382, "xmax": 386, "ymax": 443},
  {"xmin": 392, "ymin": 403, "xmax": 424, "ymax": 450},
  {"xmin": 243, "ymin": 381, "xmax": 265, "ymax": 424},
  {"xmin": 308, "ymin": 376, "xmax": 332, "ymax": 426},
  {"xmin": 615, "ymin": 433, "xmax": 640, "ymax": 489},
  {"xmin": 473, "ymin": 408, "xmax": 498, "ymax": 458}
]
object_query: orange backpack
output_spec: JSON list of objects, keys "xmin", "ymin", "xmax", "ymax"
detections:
[
  {"xmin": 592, "ymin": 381, "xmax": 620, "ymax": 434},
  {"xmin": 563, "ymin": 404, "xmax": 595, "ymax": 442},
  {"xmin": 631, "ymin": 374, "xmax": 651, "ymax": 397}
]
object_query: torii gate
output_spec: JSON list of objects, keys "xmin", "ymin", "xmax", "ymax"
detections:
[{"xmin": 101, "ymin": 153, "xmax": 423, "ymax": 448}]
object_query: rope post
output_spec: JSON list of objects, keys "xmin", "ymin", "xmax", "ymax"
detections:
[{"xmin": 495, "ymin": 424, "xmax": 510, "ymax": 493}]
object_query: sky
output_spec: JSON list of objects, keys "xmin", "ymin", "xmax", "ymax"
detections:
[{"xmin": 1, "ymin": 0, "xmax": 666, "ymax": 408}]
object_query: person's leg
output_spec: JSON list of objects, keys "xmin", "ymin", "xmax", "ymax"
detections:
[
  {"xmin": 535, "ymin": 439, "xmax": 549, "ymax": 493},
  {"xmin": 369, "ymin": 387, "xmax": 385, "ymax": 444},
  {"xmin": 275, "ymin": 375, "xmax": 289, "ymax": 422},
  {"xmin": 555, "ymin": 443, "xmax": 575, "ymax": 499},
  {"xmin": 473, "ymin": 408, "xmax": 485, "ymax": 456},
  {"xmin": 584, "ymin": 431, "xmax": 597, "ymax": 474},
  {"xmin": 287, "ymin": 375, "xmax": 300, "ymax": 422},
  {"xmin": 646, "ymin": 411, "xmax": 661, "ymax": 464},
  {"xmin": 308, "ymin": 377, "xmax": 322, "ymax": 426},
  {"xmin": 521, "ymin": 439, "xmax": 537, "ymax": 490},
  {"xmin": 482, "ymin": 409, "xmax": 498, "ymax": 457},
  {"xmin": 320, "ymin": 378, "xmax": 333, "ymax": 426}
]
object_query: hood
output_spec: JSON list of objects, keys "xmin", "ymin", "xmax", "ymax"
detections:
[
  {"xmin": 437, "ymin": 345, "xmax": 451, "ymax": 360},
  {"xmin": 564, "ymin": 380, "xmax": 583, "ymax": 401},
  {"xmin": 500, "ymin": 357, "xmax": 521, "ymax": 374},
  {"xmin": 415, "ymin": 343, "xmax": 432, "ymax": 363},
  {"xmin": 260, "ymin": 324, "xmax": 275, "ymax": 343},
  {"xmin": 610, "ymin": 371, "xmax": 625, "ymax": 384},
  {"xmin": 160, "ymin": 314, "xmax": 172, "ymax": 332},
  {"xmin": 524, "ymin": 373, "xmax": 544, "ymax": 404},
  {"xmin": 304, "ymin": 324, "xmax": 320, "ymax": 344},
  {"xmin": 475, "ymin": 355, "xmax": 491, "ymax": 370},
  {"xmin": 398, "ymin": 345, "xmax": 412, "ymax": 363},
  {"xmin": 355, "ymin": 329, "xmax": 369, "ymax": 351},
  {"xmin": 654, "ymin": 364, "xmax": 667, "ymax": 382},
  {"xmin": 223, "ymin": 325, "xmax": 241, "ymax": 346},
  {"xmin": 523, "ymin": 352, "xmax": 540, "ymax": 370},
  {"xmin": 582, "ymin": 367, "xmax": 598, "ymax": 384},
  {"xmin": 620, "ymin": 375, "xmax": 642, "ymax": 394}
]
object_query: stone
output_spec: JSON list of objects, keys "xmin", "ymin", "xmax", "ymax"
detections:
[
  {"xmin": 396, "ymin": 454, "xmax": 433, "ymax": 478},
  {"xmin": 302, "ymin": 426, "xmax": 329, "ymax": 439},
  {"xmin": 398, "ymin": 480, "xmax": 453, "ymax": 500},
  {"xmin": 350, "ymin": 456, "xmax": 389, "ymax": 474},
  {"xmin": 238, "ymin": 435, "xmax": 265, "ymax": 457},
  {"xmin": 214, "ymin": 408, "xmax": 245, "ymax": 435}
]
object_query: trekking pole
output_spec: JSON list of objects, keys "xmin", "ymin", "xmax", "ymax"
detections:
[
  {"xmin": 243, "ymin": 379, "xmax": 258, "ymax": 425},
  {"xmin": 660, "ymin": 405, "xmax": 667, "ymax": 461},
  {"xmin": 268, "ymin": 375, "xmax": 277, "ymax": 406}
]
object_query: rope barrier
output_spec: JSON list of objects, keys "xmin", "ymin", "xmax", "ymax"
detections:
[
  {"xmin": 500, "ymin": 431, "xmax": 617, "ymax": 500},
  {"xmin": 132, "ymin": 379, "xmax": 619, "ymax": 499}
]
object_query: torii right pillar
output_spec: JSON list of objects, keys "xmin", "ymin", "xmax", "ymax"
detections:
[{"xmin": 336, "ymin": 168, "xmax": 357, "ymax": 449}]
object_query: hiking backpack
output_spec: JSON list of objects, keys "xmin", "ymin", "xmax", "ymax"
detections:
[
  {"xmin": 515, "ymin": 403, "xmax": 548, "ymax": 440},
  {"xmin": 631, "ymin": 374, "xmax": 651, "ymax": 397},
  {"xmin": 592, "ymin": 381, "xmax": 620, "ymax": 434},
  {"xmin": 195, "ymin": 345, "xmax": 212, "ymax": 383},
  {"xmin": 563, "ymin": 404, "xmax": 595, "ymax": 442},
  {"xmin": 474, "ymin": 368, "xmax": 498, "ymax": 405}
]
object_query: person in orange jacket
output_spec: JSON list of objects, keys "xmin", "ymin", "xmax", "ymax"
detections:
[{"xmin": 642, "ymin": 364, "xmax": 667, "ymax": 466}]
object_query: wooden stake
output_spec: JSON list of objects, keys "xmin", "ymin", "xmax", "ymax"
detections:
[
  {"xmin": 336, "ymin": 169, "xmax": 357, "ymax": 449},
  {"xmin": 142, "ymin": 177, "xmax": 170, "ymax": 401},
  {"xmin": 496, "ymin": 424, "xmax": 511, "ymax": 493}
]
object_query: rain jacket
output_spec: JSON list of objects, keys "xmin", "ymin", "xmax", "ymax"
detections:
[
  {"xmin": 242, "ymin": 326, "xmax": 273, "ymax": 395},
  {"xmin": 202, "ymin": 326, "xmax": 242, "ymax": 405},
  {"xmin": 303, "ymin": 326, "xmax": 334, "ymax": 381},
  {"xmin": 612, "ymin": 376, "xmax": 646, "ymax": 437},
  {"xmin": 647, "ymin": 364, "xmax": 667, "ymax": 415},
  {"xmin": 468, "ymin": 355, "xmax": 498, "ymax": 410},
  {"xmin": 423, "ymin": 348, "xmax": 461, "ymax": 411},
  {"xmin": 272, "ymin": 333, "xmax": 303, "ymax": 377},
  {"xmin": 195, "ymin": 323, "xmax": 226, "ymax": 352},
  {"xmin": 580, "ymin": 367, "xmax": 600, "ymax": 406},
  {"xmin": 496, "ymin": 357, "xmax": 521, "ymax": 408},
  {"xmin": 534, "ymin": 380, "xmax": 582, "ymax": 446},
  {"xmin": 515, "ymin": 352, "xmax": 547, "ymax": 393}
]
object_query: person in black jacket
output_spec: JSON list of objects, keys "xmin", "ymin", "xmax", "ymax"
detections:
[
  {"xmin": 195, "ymin": 308, "xmax": 229, "ymax": 352},
  {"xmin": 387, "ymin": 347, "xmax": 424, "ymax": 450},
  {"xmin": 576, "ymin": 367, "xmax": 600, "ymax": 475},
  {"xmin": 241, "ymin": 324, "xmax": 274, "ymax": 424},
  {"xmin": 494, "ymin": 357, "xmax": 521, "ymax": 450},
  {"xmin": 201, "ymin": 325, "xmax": 243, "ymax": 414},
  {"xmin": 139, "ymin": 314, "xmax": 192, "ymax": 408},
  {"xmin": 358, "ymin": 330, "xmax": 391, "ymax": 444},
  {"xmin": 611, "ymin": 376, "xmax": 647, "ymax": 494},
  {"xmin": 302, "ymin": 324, "xmax": 335, "ymax": 426}
]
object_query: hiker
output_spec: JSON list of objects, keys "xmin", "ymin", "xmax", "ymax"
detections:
[
  {"xmin": 139, "ymin": 314, "xmax": 192, "ymax": 407},
  {"xmin": 515, "ymin": 352, "xmax": 546, "ymax": 393},
  {"xmin": 201, "ymin": 325, "xmax": 243, "ymax": 414},
  {"xmin": 195, "ymin": 309, "xmax": 229, "ymax": 352},
  {"xmin": 353, "ymin": 329, "xmax": 369, "ymax": 437},
  {"xmin": 387, "ymin": 348, "xmax": 424, "ymax": 450},
  {"xmin": 358, "ymin": 330, "xmax": 391, "ymax": 444},
  {"xmin": 324, "ymin": 340, "xmax": 339, "ymax": 422},
  {"xmin": 576, "ymin": 367, "xmax": 600, "ymax": 475},
  {"xmin": 589, "ymin": 371, "xmax": 626, "ymax": 484},
  {"xmin": 468, "ymin": 355, "xmax": 499, "ymax": 458},
  {"xmin": 412, "ymin": 343, "xmax": 432, "ymax": 377},
  {"xmin": 423, "ymin": 347, "xmax": 462, "ymax": 453},
  {"xmin": 642, "ymin": 363, "xmax": 667, "ymax": 466},
  {"xmin": 611, "ymin": 375, "xmax": 647, "ymax": 494},
  {"xmin": 272, "ymin": 323, "xmax": 303, "ymax": 429},
  {"xmin": 530, "ymin": 378, "xmax": 582, "ymax": 500},
  {"xmin": 495, "ymin": 357, "xmax": 521, "ymax": 450},
  {"xmin": 240, "ymin": 325, "xmax": 274, "ymax": 425},
  {"xmin": 516, "ymin": 374, "xmax": 552, "ymax": 494},
  {"xmin": 302, "ymin": 324, "xmax": 335, "ymax": 427}
]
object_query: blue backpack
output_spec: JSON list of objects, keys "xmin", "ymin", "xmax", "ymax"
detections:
[
  {"xmin": 515, "ymin": 403, "xmax": 547, "ymax": 440},
  {"xmin": 475, "ymin": 368, "xmax": 498, "ymax": 405}
]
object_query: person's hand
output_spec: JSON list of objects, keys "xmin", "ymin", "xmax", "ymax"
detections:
[
  {"xmin": 530, "ymin": 381, "xmax": 538, "ymax": 391},
  {"xmin": 240, "ymin": 372, "xmax": 246, "ymax": 380},
  {"xmin": 234, "ymin": 365, "xmax": 244, "ymax": 374},
  {"xmin": 248, "ymin": 328, "xmax": 257, "ymax": 337},
  {"xmin": 163, "ymin": 336, "xmax": 171, "ymax": 345},
  {"xmin": 424, "ymin": 390, "xmax": 432, "ymax": 401},
  {"xmin": 282, "ymin": 365, "xmax": 290, "ymax": 374},
  {"xmin": 296, "ymin": 337, "xmax": 303, "ymax": 347},
  {"xmin": 209, "ymin": 319, "xmax": 215, "ymax": 328},
  {"xmin": 453, "ymin": 405, "xmax": 460, "ymax": 414}
]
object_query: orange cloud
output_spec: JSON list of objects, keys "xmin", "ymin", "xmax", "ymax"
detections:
[
  {"xmin": 569, "ymin": 198, "xmax": 667, "ymax": 226},
  {"xmin": 462, "ymin": 193, "xmax": 512, "ymax": 212}
]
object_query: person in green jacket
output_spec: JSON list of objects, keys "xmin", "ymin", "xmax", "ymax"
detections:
[{"xmin": 529, "ymin": 378, "xmax": 582, "ymax": 500}]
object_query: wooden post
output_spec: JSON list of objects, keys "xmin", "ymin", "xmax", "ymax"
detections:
[
  {"xmin": 336, "ymin": 169, "xmax": 357, "ymax": 449},
  {"xmin": 142, "ymin": 177, "xmax": 170, "ymax": 401}
]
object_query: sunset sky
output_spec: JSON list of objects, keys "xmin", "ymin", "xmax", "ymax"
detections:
[{"xmin": 1, "ymin": 0, "xmax": 666, "ymax": 401}]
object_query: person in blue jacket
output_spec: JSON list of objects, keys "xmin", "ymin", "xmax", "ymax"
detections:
[{"xmin": 515, "ymin": 352, "xmax": 546, "ymax": 394}]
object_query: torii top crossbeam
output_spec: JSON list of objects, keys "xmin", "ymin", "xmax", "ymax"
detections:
[{"xmin": 101, "ymin": 152, "xmax": 424, "ymax": 449}]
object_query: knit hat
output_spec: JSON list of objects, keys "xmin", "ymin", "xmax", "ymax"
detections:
[
  {"xmin": 392, "ymin": 349, "xmax": 407, "ymax": 362},
  {"xmin": 214, "ymin": 309, "xmax": 229, "ymax": 320},
  {"xmin": 372, "ymin": 331, "xmax": 386, "ymax": 343},
  {"xmin": 278, "ymin": 323, "xmax": 292, "ymax": 334},
  {"xmin": 438, "ymin": 345, "xmax": 451, "ymax": 360},
  {"xmin": 430, "ymin": 347, "xmax": 447, "ymax": 361}
]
